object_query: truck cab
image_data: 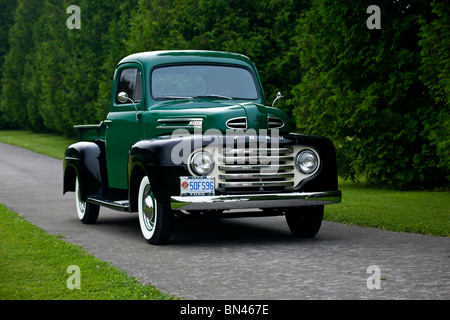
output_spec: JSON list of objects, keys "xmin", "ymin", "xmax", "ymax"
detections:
[{"xmin": 63, "ymin": 50, "xmax": 341, "ymax": 244}]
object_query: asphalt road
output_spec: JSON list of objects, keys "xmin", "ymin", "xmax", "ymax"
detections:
[{"xmin": 0, "ymin": 142, "xmax": 449, "ymax": 300}]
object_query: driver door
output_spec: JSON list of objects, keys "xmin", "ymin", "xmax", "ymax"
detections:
[{"xmin": 105, "ymin": 63, "xmax": 144, "ymax": 190}]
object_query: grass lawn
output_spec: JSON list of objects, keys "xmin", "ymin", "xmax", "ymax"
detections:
[
  {"xmin": 325, "ymin": 180, "xmax": 449, "ymax": 237},
  {"xmin": 0, "ymin": 130, "xmax": 178, "ymax": 299},
  {"xmin": 0, "ymin": 203, "xmax": 177, "ymax": 300},
  {"xmin": 0, "ymin": 130, "xmax": 76, "ymax": 159}
]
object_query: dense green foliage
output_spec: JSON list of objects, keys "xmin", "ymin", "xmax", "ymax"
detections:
[
  {"xmin": 0, "ymin": 0, "xmax": 448, "ymax": 189},
  {"xmin": 290, "ymin": 0, "xmax": 449, "ymax": 189}
]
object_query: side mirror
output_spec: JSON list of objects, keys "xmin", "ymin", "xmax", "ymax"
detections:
[
  {"xmin": 272, "ymin": 91, "xmax": 284, "ymax": 107},
  {"xmin": 117, "ymin": 91, "xmax": 130, "ymax": 103},
  {"xmin": 117, "ymin": 91, "xmax": 140, "ymax": 120}
]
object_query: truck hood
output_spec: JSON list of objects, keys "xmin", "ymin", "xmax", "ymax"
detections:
[{"xmin": 147, "ymin": 99, "xmax": 289, "ymax": 136}]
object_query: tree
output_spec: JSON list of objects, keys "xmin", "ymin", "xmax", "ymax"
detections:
[
  {"xmin": 0, "ymin": 0, "xmax": 18, "ymax": 89},
  {"xmin": 419, "ymin": 1, "xmax": 450, "ymax": 182},
  {"xmin": 290, "ymin": 0, "xmax": 446, "ymax": 189},
  {"xmin": 95, "ymin": 0, "xmax": 140, "ymax": 120},
  {"xmin": 0, "ymin": 0, "xmax": 43, "ymax": 130},
  {"xmin": 28, "ymin": 0, "xmax": 132, "ymax": 135}
]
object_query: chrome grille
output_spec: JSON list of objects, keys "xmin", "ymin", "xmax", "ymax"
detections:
[{"xmin": 217, "ymin": 147, "xmax": 295, "ymax": 191}]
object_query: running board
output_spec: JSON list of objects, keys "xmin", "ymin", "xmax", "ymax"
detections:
[{"xmin": 87, "ymin": 196, "xmax": 130, "ymax": 212}]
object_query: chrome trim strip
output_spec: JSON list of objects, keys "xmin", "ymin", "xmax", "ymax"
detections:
[
  {"xmin": 157, "ymin": 126, "xmax": 199, "ymax": 129},
  {"xmin": 223, "ymin": 148, "xmax": 290, "ymax": 155},
  {"xmin": 157, "ymin": 118, "xmax": 203, "ymax": 129},
  {"xmin": 219, "ymin": 173, "xmax": 294, "ymax": 180},
  {"xmin": 267, "ymin": 117, "xmax": 285, "ymax": 129},
  {"xmin": 218, "ymin": 181, "xmax": 294, "ymax": 188},
  {"xmin": 220, "ymin": 155, "xmax": 293, "ymax": 163},
  {"xmin": 171, "ymin": 190, "xmax": 342, "ymax": 210},
  {"xmin": 226, "ymin": 117, "xmax": 247, "ymax": 130},
  {"xmin": 218, "ymin": 164, "xmax": 294, "ymax": 171},
  {"xmin": 157, "ymin": 118, "xmax": 203, "ymax": 123}
]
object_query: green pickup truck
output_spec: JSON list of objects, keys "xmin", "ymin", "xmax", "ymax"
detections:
[{"xmin": 63, "ymin": 50, "xmax": 341, "ymax": 244}]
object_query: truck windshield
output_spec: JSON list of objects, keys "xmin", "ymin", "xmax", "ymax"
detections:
[{"xmin": 151, "ymin": 65, "xmax": 259, "ymax": 100}]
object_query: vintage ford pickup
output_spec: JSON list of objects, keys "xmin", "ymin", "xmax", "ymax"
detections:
[{"xmin": 63, "ymin": 50, "xmax": 341, "ymax": 244}]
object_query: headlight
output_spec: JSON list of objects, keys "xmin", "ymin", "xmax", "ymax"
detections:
[
  {"xmin": 296, "ymin": 149, "xmax": 319, "ymax": 174},
  {"xmin": 190, "ymin": 151, "xmax": 215, "ymax": 176}
]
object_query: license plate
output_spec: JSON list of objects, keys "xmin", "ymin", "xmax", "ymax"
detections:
[{"xmin": 180, "ymin": 176, "xmax": 215, "ymax": 196}]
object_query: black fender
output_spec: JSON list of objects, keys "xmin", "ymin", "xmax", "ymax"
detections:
[
  {"xmin": 128, "ymin": 137, "xmax": 192, "ymax": 210},
  {"xmin": 289, "ymin": 133, "xmax": 339, "ymax": 192},
  {"xmin": 128, "ymin": 135, "xmax": 225, "ymax": 209},
  {"xmin": 63, "ymin": 141, "xmax": 107, "ymax": 201}
]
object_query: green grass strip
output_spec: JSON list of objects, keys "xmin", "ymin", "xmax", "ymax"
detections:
[
  {"xmin": 0, "ymin": 203, "xmax": 177, "ymax": 300},
  {"xmin": 325, "ymin": 180, "xmax": 449, "ymax": 237},
  {"xmin": 0, "ymin": 130, "xmax": 76, "ymax": 160}
]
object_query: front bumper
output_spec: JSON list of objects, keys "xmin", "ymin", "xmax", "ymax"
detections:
[{"xmin": 171, "ymin": 190, "xmax": 341, "ymax": 211}]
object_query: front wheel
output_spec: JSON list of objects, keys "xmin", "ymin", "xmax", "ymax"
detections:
[
  {"xmin": 75, "ymin": 177, "xmax": 99, "ymax": 224},
  {"xmin": 285, "ymin": 206, "xmax": 324, "ymax": 238},
  {"xmin": 138, "ymin": 176, "xmax": 173, "ymax": 245}
]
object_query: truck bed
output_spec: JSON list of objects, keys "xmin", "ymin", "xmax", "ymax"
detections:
[{"xmin": 73, "ymin": 122, "xmax": 106, "ymax": 142}]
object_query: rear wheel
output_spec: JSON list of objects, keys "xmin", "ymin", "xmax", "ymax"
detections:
[
  {"xmin": 285, "ymin": 206, "xmax": 324, "ymax": 238},
  {"xmin": 138, "ymin": 176, "xmax": 173, "ymax": 244},
  {"xmin": 75, "ymin": 177, "xmax": 99, "ymax": 224}
]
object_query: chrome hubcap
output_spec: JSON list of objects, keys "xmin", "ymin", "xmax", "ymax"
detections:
[{"xmin": 142, "ymin": 184, "xmax": 155, "ymax": 230}]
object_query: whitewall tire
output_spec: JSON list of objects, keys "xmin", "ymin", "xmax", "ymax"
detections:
[
  {"xmin": 138, "ymin": 176, "xmax": 173, "ymax": 244},
  {"xmin": 75, "ymin": 177, "xmax": 99, "ymax": 224}
]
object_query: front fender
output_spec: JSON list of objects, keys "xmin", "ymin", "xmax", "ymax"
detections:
[
  {"xmin": 289, "ymin": 133, "xmax": 339, "ymax": 192},
  {"xmin": 128, "ymin": 137, "xmax": 202, "ymax": 207},
  {"xmin": 128, "ymin": 135, "xmax": 224, "ymax": 208},
  {"xmin": 63, "ymin": 141, "xmax": 107, "ymax": 201}
]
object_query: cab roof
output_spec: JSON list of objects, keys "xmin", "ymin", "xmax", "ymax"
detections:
[{"xmin": 118, "ymin": 50, "xmax": 256, "ymax": 69}]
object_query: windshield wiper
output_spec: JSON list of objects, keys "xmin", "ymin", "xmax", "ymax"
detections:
[
  {"xmin": 194, "ymin": 94, "xmax": 233, "ymax": 100},
  {"xmin": 156, "ymin": 96, "xmax": 193, "ymax": 101}
]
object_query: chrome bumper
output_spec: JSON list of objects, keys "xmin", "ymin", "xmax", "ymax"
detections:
[{"xmin": 171, "ymin": 190, "xmax": 341, "ymax": 211}]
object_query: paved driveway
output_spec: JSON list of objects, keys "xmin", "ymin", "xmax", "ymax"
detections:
[{"xmin": 0, "ymin": 142, "xmax": 448, "ymax": 299}]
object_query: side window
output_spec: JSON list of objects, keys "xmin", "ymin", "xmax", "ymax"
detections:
[{"xmin": 116, "ymin": 68, "xmax": 142, "ymax": 104}]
